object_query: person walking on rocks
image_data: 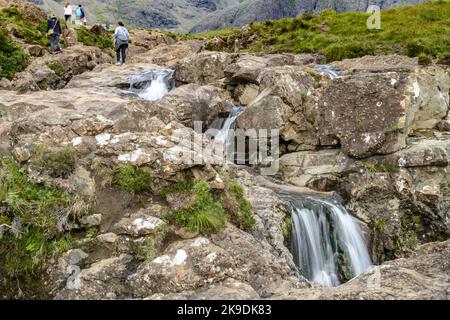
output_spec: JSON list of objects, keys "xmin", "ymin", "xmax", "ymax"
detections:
[
  {"xmin": 75, "ymin": 4, "xmax": 86, "ymax": 26},
  {"xmin": 64, "ymin": 3, "xmax": 72, "ymax": 25},
  {"xmin": 114, "ymin": 21, "xmax": 129, "ymax": 65},
  {"xmin": 46, "ymin": 13, "xmax": 63, "ymax": 54}
]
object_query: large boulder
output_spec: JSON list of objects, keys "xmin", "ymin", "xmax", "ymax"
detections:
[
  {"xmin": 11, "ymin": 45, "xmax": 113, "ymax": 92},
  {"xmin": 174, "ymin": 51, "xmax": 235, "ymax": 85},
  {"xmin": 159, "ymin": 83, "xmax": 234, "ymax": 128},
  {"xmin": 320, "ymin": 58, "xmax": 449, "ymax": 159}
]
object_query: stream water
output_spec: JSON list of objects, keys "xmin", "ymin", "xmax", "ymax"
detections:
[{"xmin": 289, "ymin": 197, "xmax": 371, "ymax": 287}]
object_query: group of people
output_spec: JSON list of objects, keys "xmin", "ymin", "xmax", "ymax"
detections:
[
  {"xmin": 45, "ymin": 3, "xmax": 130, "ymax": 65},
  {"xmin": 63, "ymin": 3, "xmax": 87, "ymax": 25}
]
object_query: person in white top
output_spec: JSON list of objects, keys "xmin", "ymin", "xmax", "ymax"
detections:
[{"xmin": 64, "ymin": 2, "xmax": 72, "ymax": 24}]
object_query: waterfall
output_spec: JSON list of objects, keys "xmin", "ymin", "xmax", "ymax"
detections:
[
  {"xmin": 314, "ymin": 65, "xmax": 341, "ymax": 80},
  {"xmin": 208, "ymin": 105, "xmax": 244, "ymax": 163},
  {"xmin": 128, "ymin": 69, "xmax": 174, "ymax": 101},
  {"xmin": 289, "ymin": 197, "xmax": 371, "ymax": 287},
  {"xmin": 214, "ymin": 106, "xmax": 244, "ymax": 143}
]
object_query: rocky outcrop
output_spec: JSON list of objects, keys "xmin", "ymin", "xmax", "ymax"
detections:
[
  {"xmin": 319, "ymin": 63, "xmax": 449, "ymax": 158},
  {"xmin": 11, "ymin": 45, "xmax": 113, "ymax": 92},
  {"xmin": 276, "ymin": 240, "xmax": 450, "ymax": 300}
]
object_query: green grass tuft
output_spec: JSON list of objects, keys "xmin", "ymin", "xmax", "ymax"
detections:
[
  {"xmin": 112, "ymin": 163, "xmax": 152, "ymax": 192},
  {"xmin": 222, "ymin": 180, "xmax": 255, "ymax": 231},
  {"xmin": 76, "ymin": 26, "xmax": 113, "ymax": 49},
  {"xmin": 0, "ymin": 156, "xmax": 76, "ymax": 279},
  {"xmin": 174, "ymin": 181, "xmax": 226, "ymax": 234},
  {"xmin": 33, "ymin": 147, "xmax": 76, "ymax": 179}
]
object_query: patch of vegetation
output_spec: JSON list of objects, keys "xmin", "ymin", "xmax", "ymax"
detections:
[
  {"xmin": 174, "ymin": 181, "xmax": 227, "ymax": 234},
  {"xmin": 363, "ymin": 162, "xmax": 399, "ymax": 174},
  {"xmin": 418, "ymin": 52, "xmax": 432, "ymax": 65},
  {"xmin": 159, "ymin": 178, "xmax": 194, "ymax": 199},
  {"xmin": 190, "ymin": 1, "xmax": 450, "ymax": 62},
  {"xmin": 0, "ymin": 7, "xmax": 49, "ymax": 46},
  {"xmin": 163, "ymin": 178, "xmax": 255, "ymax": 234},
  {"xmin": 33, "ymin": 147, "xmax": 76, "ymax": 179},
  {"xmin": 47, "ymin": 62, "xmax": 65, "ymax": 77},
  {"xmin": 384, "ymin": 123, "xmax": 399, "ymax": 134},
  {"xmin": 374, "ymin": 218, "xmax": 387, "ymax": 231},
  {"xmin": 0, "ymin": 27, "xmax": 29, "ymax": 79},
  {"xmin": 222, "ymin": 180, "xmax": 255, "ymax": 231},
  {"xmin": 133, "ymin": 226, "xmax": 167, "ymax": 260},
  {"xmin": 112, "ymin": 163, "xmax": 152, "ymax": 192},
  {"xmin": 85, "ymin": 227, "xmax": 98, "ymax": 238},
  {"xmin": 76, "ymin": 26, "xmax": 113, "ymax": 49},
  {"xmin": 0, "ymin": 156, "xmax": 77, "ymax": 280}
]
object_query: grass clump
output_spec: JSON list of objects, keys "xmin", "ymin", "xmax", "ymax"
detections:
[
  {"xmin": 0, "ymin": 156, "xmax": 76, "ymax": 279},
  {"xmin": 174, "ymin": 181, "xmax": 226, "ymax": 234},
  {"xmin": 47, "ymin": 62, "xmax": 65, "ymax": 77},
  {"xmin": 222, "ymin": 180, "xmax": 255, "ymax": 231},
  {"xmin": 76, "ymin": 26, "xmax": 113, "ymax": 49},
  {"xmin": 363, "ymin": 162, "xmax": 398, "ymax": 174},
  {"xmin": 0, "ymin": 27, "xmax": 29, "ymax": 79},
  {"xmin": 159, "ymin": 178, "xmax": 194, "ymax": 199},
  {"xmin": 163, "ymin": 178, "xmax": 255, "ymax": 234},
  {"xmin": 112, "ymin": 163, "xmax": 152, "ymax": 192},
  {"xmin": 33, "ymin": 147, "xmax": 76, "ymax": 179}
]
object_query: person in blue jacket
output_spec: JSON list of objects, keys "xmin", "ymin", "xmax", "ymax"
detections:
[{"xmin": 46, "ymin": 13, "xmax": 63, "ymax": 53}]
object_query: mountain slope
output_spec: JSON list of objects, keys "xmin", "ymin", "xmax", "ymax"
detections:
[
  {"xmin": 26, "ymin": 0, "xmax": 430, "ymax": 32},
  {"xmin": 190, "ymin": 0, "xmax": 430, "ymax": 33},
  {"xmin": 27, "ymin": 0, "xmax": 246, "ymax": 32}
]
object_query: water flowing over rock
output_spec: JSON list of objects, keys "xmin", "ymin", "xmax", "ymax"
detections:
[
  {"xmin": 289, "ymin": 197, "xmax": 371, "ymax": 287},
  {"xmin": 0, "ymin": 16, "xmax": 449, "ymax": 300}
]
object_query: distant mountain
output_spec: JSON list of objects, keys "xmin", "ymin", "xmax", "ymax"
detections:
[
  {"xmin": 24, "ymin": 0, "xmax": 429, "ymax": 33},
  {"xmin": 190, "ymin": 0, "xmax": 430, "ymax": 33}
]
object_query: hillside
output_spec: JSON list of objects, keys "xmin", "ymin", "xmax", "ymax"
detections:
[
  {"xmin": 190, "ymin": 0, "xmax": 430, "ymax": 32},
  {"xmin": 189, "ymin": 0, "xmax": 450, "ymax": 63},
  {"xmin": 24, "ymin": 0, "xmax": 430, "ymax": 33}
]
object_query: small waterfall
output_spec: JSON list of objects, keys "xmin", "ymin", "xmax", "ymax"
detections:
[
  {"xmin": 128, "ymin": 69, "xmax": 174, "ymax": 101},
  {"xmin": 208, "ymin": 105, "xmax": 245, "ymax": 163},
  {"xmin": 314, "ymin": 65, "xmax": 341, "ymax": 80},
  {"xmin": 289, "ymin": 197, "xmax": 371, "ymax": 287},
  {"xmin": 214, "ymin": 106, "xmax": 244, "ymax": 144}
]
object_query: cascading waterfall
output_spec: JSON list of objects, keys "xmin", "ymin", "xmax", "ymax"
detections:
[
  {"xmin": 213, "ymin": 106, "xmax": 244, "ymax": 144},
  {"xmin": 128, "ymin": 69, "xmax": 174, "ymax": 101},
  {"xmin": 208, "ymin": 106, "xmax": 245, "ymax": 162},
  {"xmin": 289, "ymin": 197, "xmax": 371, "ymax": 287},
  {"xmin": 314, "ymin": 65, "xmax": 341, "ymax": 80}
]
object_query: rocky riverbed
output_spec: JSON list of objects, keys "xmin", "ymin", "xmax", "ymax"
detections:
[{"xmin": 0, "ymin": 3, "xmax": 449, "ymax": 300}]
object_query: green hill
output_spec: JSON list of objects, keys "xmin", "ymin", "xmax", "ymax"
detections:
[{"xmin": 190, "ymin": 0, "xmax": 450, "ymax": 62}]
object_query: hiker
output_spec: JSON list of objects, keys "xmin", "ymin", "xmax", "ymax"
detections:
[
  {"xmin": 46, "ymin": 13, "xmax": 63, "ymax": 53},
  {"xmin": 64, "ymin": 2, "xmax": 72, "ymax": 24},
  {"xmin": 75, "ymin": 4, "xmax": 86, "ymax": 26},
  {"xmin": 114, "ymin": 21, "xmax": 129, "ymax": 65}
]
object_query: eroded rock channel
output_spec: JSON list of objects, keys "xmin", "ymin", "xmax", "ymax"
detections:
[{"xmin": 1, "ymin": 32, "xmax": 449, "ymax": 300}]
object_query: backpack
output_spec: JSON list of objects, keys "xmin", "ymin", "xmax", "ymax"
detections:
[{"xmin": 76, "ymin": 7, "xmax": 82, "ymax": 17}]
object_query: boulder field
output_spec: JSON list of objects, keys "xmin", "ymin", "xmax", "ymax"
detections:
[{"xmin": 0, "ymin": 30, "xmax": 449, "ymax": 300}]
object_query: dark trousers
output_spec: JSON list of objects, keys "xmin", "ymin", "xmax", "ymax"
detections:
[{"xmin": 116, "ymin": 44, "xmax": 128, "ymax": 64}]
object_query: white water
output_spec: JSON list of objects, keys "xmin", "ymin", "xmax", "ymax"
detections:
[
  {"xmin": 215, "ymin": 106, "xmax": 244, "ymax": 143},
  {"xmin": 290, "ymin": 197, "xmax": 371, "ymax": 287},
  {"xmin": 128, "ymin": 69, "xmax": 174, "ymax": 101},
  {"xmin": 314, "ymin": 65, "xmax": 341, "ymax": 80}
]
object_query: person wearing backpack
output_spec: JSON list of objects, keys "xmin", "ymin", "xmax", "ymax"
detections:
[
  {"xmin": 75, "ymin": 4, "xmax": 85, "ymax": 25},
  {"xmin": 46, "ymin": 13, "xmax": 63, "ymax": 53},
  {"xmin": 114, "ymin": 21, "xmax": 129, "ymax": 65}
]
